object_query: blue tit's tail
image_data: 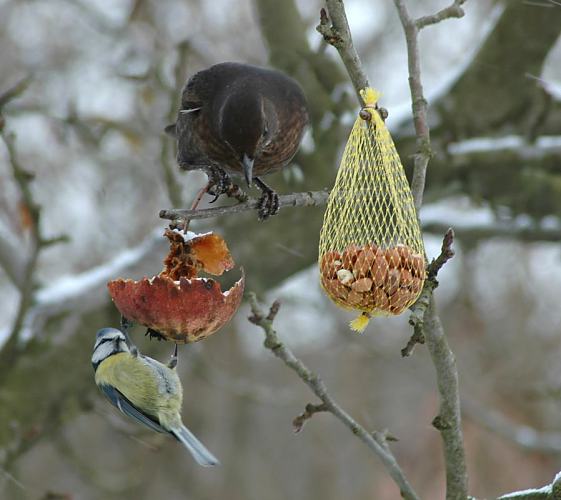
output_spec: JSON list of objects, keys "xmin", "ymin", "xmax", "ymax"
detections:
[{"xmin": 172, "ymin": 425, "xmax": 220, "ymax": 467}]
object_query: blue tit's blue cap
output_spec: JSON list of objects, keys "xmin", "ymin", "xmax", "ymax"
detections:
[{"xmin": 96, "ymin": 327, "xmax": 122, "ymax": 339}]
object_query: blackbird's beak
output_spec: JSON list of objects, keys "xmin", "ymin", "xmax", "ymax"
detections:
[{"xmin": 242, "ymin": 154, "xmax": 254, "ymax": 187}]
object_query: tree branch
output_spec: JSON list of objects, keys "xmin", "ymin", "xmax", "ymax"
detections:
[
  {"xmin": 0, "ymin": 76, "xmax": 32, "ymax": 110},
  {"xmin": 0, "ymin": 78, "xmax": 71, "ymax": 369},
  {"xmin": 0, "ymin": 130, "xmax": 43, "ymax": 370},
  {"xmin": 394, "ymin": 1, "xmax": 469, "ymax": 498},
  {"xmin": 292, "ymin": 403, "xmax": 328, "ymax": 433},
  {"xmin": 497, "ymin": 471, "xmax": 561, "ymax": 500},
  {"xmin": 424, "ymin": 300, "xmax": 467, "ymax": 499},
  {"xmin": 315, "ymin": 1, "xmax": 369, "ymax": 104},
  {"xmin": 0, "ymin": 221, "xmax": 27, "ymax": 290},
  {"xmin": 0, "ymin": 229, "xmax": 165, "ymax": 360},
  {"xmin": 416, "ymin": 1, "xmax": 466, "ymax": 30},
  {"xmin": 159, "ymin": 190, "xmax": 329, "ymax": 222},
  {"xmin": 248, "ymin": 293, "xmax": 420, "ymax": 500},
  {"xmin": 423, "ymin": 221, "xmax": 561, "ymax": 244},
  {"xmin": 462, "ymin": 399, "xmax": 561, "ymax": 455},
  {"xmin": 393, "ymin": 0, "xmax": 430, "ymax": 213},
  {"xmin": 402, "ymin": 228, "xmax": 455, "ymax": 357}
]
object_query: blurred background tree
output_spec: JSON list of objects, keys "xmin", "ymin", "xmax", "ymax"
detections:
[{"xmin": 1, "ymin": 0, "xmax": 561, "ymax": 499}]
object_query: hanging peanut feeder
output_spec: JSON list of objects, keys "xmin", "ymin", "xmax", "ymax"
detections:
[{"xmin": 318, "ymin": 88, "xmax": 426, "ymax": 333}]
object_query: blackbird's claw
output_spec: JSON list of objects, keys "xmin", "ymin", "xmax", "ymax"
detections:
[
  {"xmin": 254, "ymin": 177, "xmax": 280, "ymax": 221},
  {"xmin": 257, "ymin": 191, "xmax": 280, "ymax": 220},
  {"xmin": 205, "ymin": 167, "xmax": 233, "ymax": 201}
]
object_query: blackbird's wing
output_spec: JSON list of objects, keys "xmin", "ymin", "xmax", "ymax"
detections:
[{"xmin": 100, "ymin": 384, "xmax": 167, "ymax": 434}]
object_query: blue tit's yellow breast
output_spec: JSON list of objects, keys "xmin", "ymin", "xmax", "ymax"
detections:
[{"xmin": 95, "ymin": 352, "xmax": 183, "ymax": 426}]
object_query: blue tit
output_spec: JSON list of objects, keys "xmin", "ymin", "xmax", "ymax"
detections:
[{"xmin": 92, "ymin": 327, "xmax": 219, "ymax": 467}]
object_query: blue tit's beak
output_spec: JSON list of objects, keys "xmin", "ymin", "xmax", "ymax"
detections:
[{"xmin": 242, "ymin": 154, "xmax": 254, "ymax": 187}]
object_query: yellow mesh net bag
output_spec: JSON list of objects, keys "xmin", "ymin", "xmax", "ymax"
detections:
[{"xmin": 319, "ymin": 88, "xmax": 426, "ymax": 333}]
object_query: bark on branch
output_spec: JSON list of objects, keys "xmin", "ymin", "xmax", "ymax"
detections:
[
  {"xmin": 393, "ymin": 1, "xmax": 469, "ymax": 498},
  {"xmin": 416, "ymin": 0, "xmax": 466, "ymax": 30},
  {"xmin": 497, "ymin": 471, "xmax": 561, "ymax": 500},
  {"xmin": 402, "ymin": 228, "xmax": 455, "ymax": 357},
  {"xmin": 160, "ymin": 190, "xmax": 330, "ymax": 222},
  {"xmin": 315, "ymin": 0, "xmax": 369, "ymax": 104}
]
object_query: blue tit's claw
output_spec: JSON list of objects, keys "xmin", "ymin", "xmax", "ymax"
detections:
[
  {"xmin": 120, "ymin": 316, "xmax": 138, "ymax": 356},
  {"xmin": 145, "ymin": 328, "xmax": 166, "ymax": 341},
  {"xmin": 168, "ymin": 344, "xmax": 179, "ymax": 369},
  {"xmin": 120, "ymin": 315, "xmax": 133, "ymax": 332}
]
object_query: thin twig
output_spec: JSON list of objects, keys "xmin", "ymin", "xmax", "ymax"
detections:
[
  {"xmin": 248, "ymin": 293, "xmax": 420, "ymax": 500},
  {"xmin": 427, "ymin": 227, "xmax": 456, "ymax": 279},
  {"xmin": 403, "ymin": 228, "xmax": 455, "ymax": 357},
  {"xmin": 0, "ymin": 76, "xmax": 32, "ymax": 110},
  {"xmin": 292, "ymin": 403, "xmax": 329, "ymax": 433},
  {"xmin": 160, "ymin": 190, "xmax": 330, "ymax": 222},
  {"xmin": 177, "ymin": 184, "xmax": 209, "ymax": 231},
  {"xmin": 0, "ymin": 222, "xmax": 27, "ymax": 290},
  {"xmin": 423, "ymin": 221, "xmax": 561, "ymax": 243},
  {"xmin": 393, "ymin": 0, "xmax": 430, "ymax": 213},
  {"xmin": 0, "ymin": 131, "xmax": 42, "ymax": 370},
  {"xmin": 0, "ymin": 84, "xmax": 68, "ymax": 374},
  {"xmin": 400, "ymin": 325, "xmax": 426, "ymax": 358},
  {"xmin": 462, "ymin": 399, "xmax": 561, "ymax": 455},
  {"xmin": 416, "ymin": 1, "xmax": 466, "ymax": 30},
  {"xmin": 394, "ymin": 0, "xmax": 466, "ymax": 212}
]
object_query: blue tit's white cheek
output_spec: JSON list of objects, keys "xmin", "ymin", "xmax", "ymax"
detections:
[
  {"xmin": 94, "ymin": 332, "xmax": 120, "ymax": 351},
  {"xmin": 92, "ymin": 342, "xmax": 117, "ymax": 366}
]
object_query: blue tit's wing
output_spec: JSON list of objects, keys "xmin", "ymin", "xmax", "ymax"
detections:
[{"xmin": 100, "ymin": 384, "xmax": 167, "ymax": 434}]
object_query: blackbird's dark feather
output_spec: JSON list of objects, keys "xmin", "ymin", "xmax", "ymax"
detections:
[{"xmin": 171, "ymin": 62, "xmax": 309, "ymax": 180}]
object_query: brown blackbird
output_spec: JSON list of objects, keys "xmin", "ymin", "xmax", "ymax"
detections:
[{"xmin": 166, "ymin": 62, "xmax": 309, "ymax": 220}]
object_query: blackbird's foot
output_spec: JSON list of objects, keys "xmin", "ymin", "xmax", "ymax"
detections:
[
  {"xmin": 205, "ymin": 167, "xmax": 234, "ymax": 203},
  {"xmin": 145, "ymin": 328, "xmax": 166, "ymax": 341},
  {"xmin": 225, "ymin": 183, "xmax": 249, "ymax": 203},
  {"xmin": 254, "ymin": 177, "xmax": 280, "ymax": 221},
  {"xmin": 257, "ymin": 191, "xmax": 279, "ymax": 221}
]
